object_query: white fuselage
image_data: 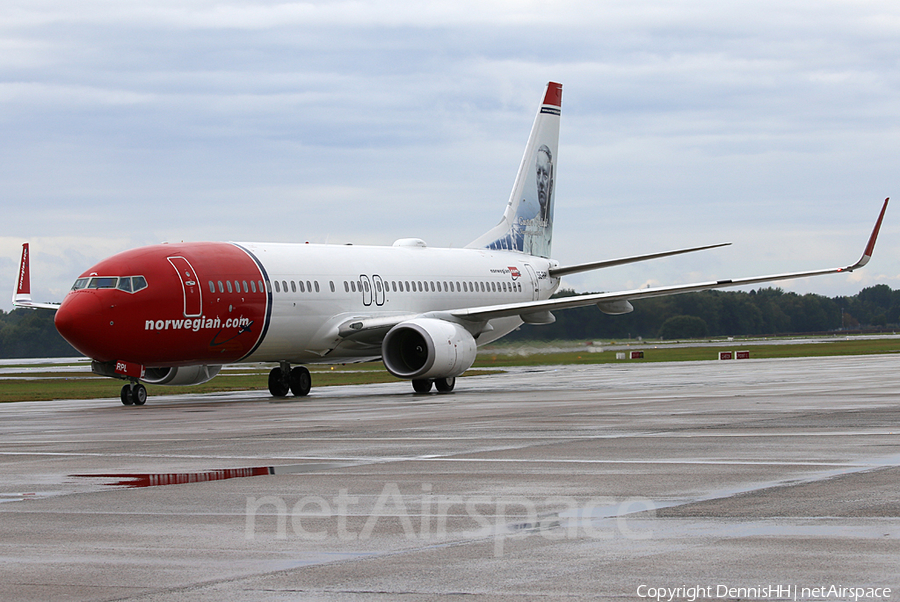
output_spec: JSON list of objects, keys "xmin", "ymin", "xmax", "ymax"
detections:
[{"xmin": 242, "ymin": 241, "xmax": 559, "ymax": 363}]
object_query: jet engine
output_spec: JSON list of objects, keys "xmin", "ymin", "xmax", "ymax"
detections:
[
  {"xmin": 382, "ymin": 318, "xmax": 477, "ymax": 380},
  {"xmin": 142, "ymin": 365, "xmax": 222, "ymax": 386}
]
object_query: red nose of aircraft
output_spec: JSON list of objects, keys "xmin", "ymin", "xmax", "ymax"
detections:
[
  {"xmin": 53, "ymin": 242, "xmax": 271, "ymax": 368},
  {"xmin": 55, "ymin": 290, "xmax": 114, "ymax": 361}
]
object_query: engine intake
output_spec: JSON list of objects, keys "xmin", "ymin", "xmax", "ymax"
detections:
[
  {"xmin": 382, "ymin": 318, "xmax": 477, "ymax": 380},
  {"xmin": 142, "ymin": 365, "xmax": 222, "ymax": 386}
]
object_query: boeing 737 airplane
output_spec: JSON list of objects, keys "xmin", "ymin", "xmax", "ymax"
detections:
[{"xmin": 13, "ymin": 82, "xmax": 889, "ymax": 405}]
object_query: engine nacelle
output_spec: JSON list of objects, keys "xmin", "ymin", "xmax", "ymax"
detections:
[
  {"xmin": 142, "ymin": 365, "xmax": 222, "ymax": 386},
  {"xmin": 382, "ymin": 318, "xmax": 477, "ymax": 380}
]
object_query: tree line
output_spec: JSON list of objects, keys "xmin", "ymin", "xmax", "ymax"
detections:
[
  {"xmin": 0, "ymin": 308, "xmax": 79, "ymax": 358},
  {"xmin": 503, "ymin": 284, "xmax": 899, "ymax": 342},
  {"xmin": 1, "ymin": 284, "xmax": 898, "ymax": 358}
]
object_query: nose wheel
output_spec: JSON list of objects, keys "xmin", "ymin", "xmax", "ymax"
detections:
[{"xmin": 120, "ymin": 382, "xmax": 147, "ymax": 406}]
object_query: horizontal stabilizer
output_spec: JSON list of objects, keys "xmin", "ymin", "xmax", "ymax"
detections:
[{"xmin": 550, "ymin": 242, "xmax": 731, "ymax": 278}]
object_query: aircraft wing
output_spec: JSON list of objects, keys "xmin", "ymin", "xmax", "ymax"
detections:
[
  {"xmin": 451, "ymin": 197, "xmax": 889, "ymax": 323},
  {"xmin": 12, "ymin": 299, "xmax": 61, "ymax": 311},
  {"xmin": 336, "ymin": 313, "xmax": 423, "ymax": 345},
  {"xmin": 12, "ymin": 243, "xmax": 61, "ymax": 311}
]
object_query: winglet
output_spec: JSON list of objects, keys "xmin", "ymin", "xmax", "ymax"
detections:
[
  {"xmin": 840, "ymin": 197, "xmax": 889, "ymax": 272},
  {"xmin": 13, "ymin": 243, "xmax": 32, "ymax": 305},
  {"xmin": 12, "ymin": 243, "xmax": 60, "ymax": 310}
]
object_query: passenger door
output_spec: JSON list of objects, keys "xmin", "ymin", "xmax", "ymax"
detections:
[{"xmin": 167, "ymin": 256, "xmax": 203, "ymax": 317}]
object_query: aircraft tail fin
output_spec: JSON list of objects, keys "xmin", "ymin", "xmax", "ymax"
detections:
[{"xmin": 466, "ymin": 82, "xmax": 562, "ymax": 258}]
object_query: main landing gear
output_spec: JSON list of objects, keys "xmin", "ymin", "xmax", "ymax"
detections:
[
  {"xmin": 120, "ymin": 381, "xmax": 147, "ymax": 406},
  {"xmin": 412, "ymin": 377, "xmax": 456, "ymax": 394},
  {"xmin": 268, "ymin": 362, "xmax": 311, "ymax": 397}
]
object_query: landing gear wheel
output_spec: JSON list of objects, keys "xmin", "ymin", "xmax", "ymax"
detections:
[
  {"xmin": 133, "ymin": 384, "xmax": 147, "ymax": 405},
  {"xmin": 268, "ymin": 367, "xmax": 290, "ymax": 397},
  {"xmin": 289, "ymin": 366, "xmax": 311, "ymax": 397},
  {"xmin": 412, "ymin": 378, "xmax": 433, "ymax": 393},
  {"xmin": 434, "ymin": 377, "xmax": 455, "ymax": 393},
  {"xmin": 120, "ymin": 385, "xmax": 134, "ymax": 406}
]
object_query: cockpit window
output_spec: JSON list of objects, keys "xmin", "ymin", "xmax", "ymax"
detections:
[
  {"xmin": 88, "ymin": 277, "xmax": 118, "ymax": 289},
  {"xmin": 72, "ymin": 276, "xmax": 147, "ymax": 293}
]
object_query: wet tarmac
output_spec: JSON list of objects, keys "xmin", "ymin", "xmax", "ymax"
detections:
[{"xmin": 1, "ymin": 355, "xmax": 898, "ymax": 601}]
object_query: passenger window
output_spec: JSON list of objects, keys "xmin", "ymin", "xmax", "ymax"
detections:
[
  {"xmin": 250, "ymin": 280, "xmax": 257, "ymax": 293},
  {"xmin": 405, "ymin": 281, "xmax": 410, "ymax": 292},
  {"xmin": 235, "ymin": 281, "xmax": 241, "ymax": 293},
  {"xmin": 363, "ymin": 280, "xmax": 370, "ymax": 292},
  {"xmin": 430, "ymin": 282, "xmax": 435, "ymax": 292},
  {"xmin": 243, "ymin": 281, "xmax": 249, "ymax": 293},
  {"xmin": 343, "ymin": 281, "xmax": 349, "ymax": 292},
  {"xmin": 292, "ymin": 281, "xmax": 298, "ymax": 293},
  {"xmin": 208, "ymin": 281, "xmax": 215, "ymax": 293},
  {"xmin": 218, "ymin": 281, "xmax": 225, "ymax": 293},
  {"xmin": 307, "ymin": 280, "xmax": 312, "ymax": 292},
  {"xmin": 315, "ymin": 281, "xmax": 320, "ymax": 293},
  {"xmin": 228, "ymin": 281, "xmax": 235, "ymax": 293},
  {"xmin": 282, "ymin": 281, "xmax": 287, "ymax": 292},
  {"xmin": 351, "ymin": 281, "xmax": 357, "ymax": 293},
  {"xmin": 330, "ymin": 281, "xmax": 335, "ymax": 292}
]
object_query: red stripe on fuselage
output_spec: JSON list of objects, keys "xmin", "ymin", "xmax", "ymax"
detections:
[{"xmin": 55, "ymin": 242, "xmax": 270, "ymax": 366}]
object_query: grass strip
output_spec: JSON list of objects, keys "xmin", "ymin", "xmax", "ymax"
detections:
[{"xmin": 2, "ymin": 337, "xmax": 896, "ymax": 402}]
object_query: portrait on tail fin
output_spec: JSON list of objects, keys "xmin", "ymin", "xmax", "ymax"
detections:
[
  {"xmin": 488, "ymin": 143, "xmax": 555, "ymax": 256},
  {"xmin": 468, "ymin": 81, "xmax": 562, "ymax": 258}
]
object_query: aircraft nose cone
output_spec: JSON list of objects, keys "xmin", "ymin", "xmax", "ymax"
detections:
[{"xmin": 55, "ymin": 292, "xmax": 111, "ymax": 360}]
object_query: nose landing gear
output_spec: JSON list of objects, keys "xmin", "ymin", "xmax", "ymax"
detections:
[{"xmin": 120, "ymin": 381, "xmax": 147, "ymax": 406}]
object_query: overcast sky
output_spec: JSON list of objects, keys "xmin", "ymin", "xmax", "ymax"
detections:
[{"xmin": 2, "ymin": 0, "xmax": 898, "ymax": 312}]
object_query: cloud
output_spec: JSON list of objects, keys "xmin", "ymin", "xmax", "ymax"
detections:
[{"xmin": 1, "ymin": 0, "xmax": 899, "ymax": 311}]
